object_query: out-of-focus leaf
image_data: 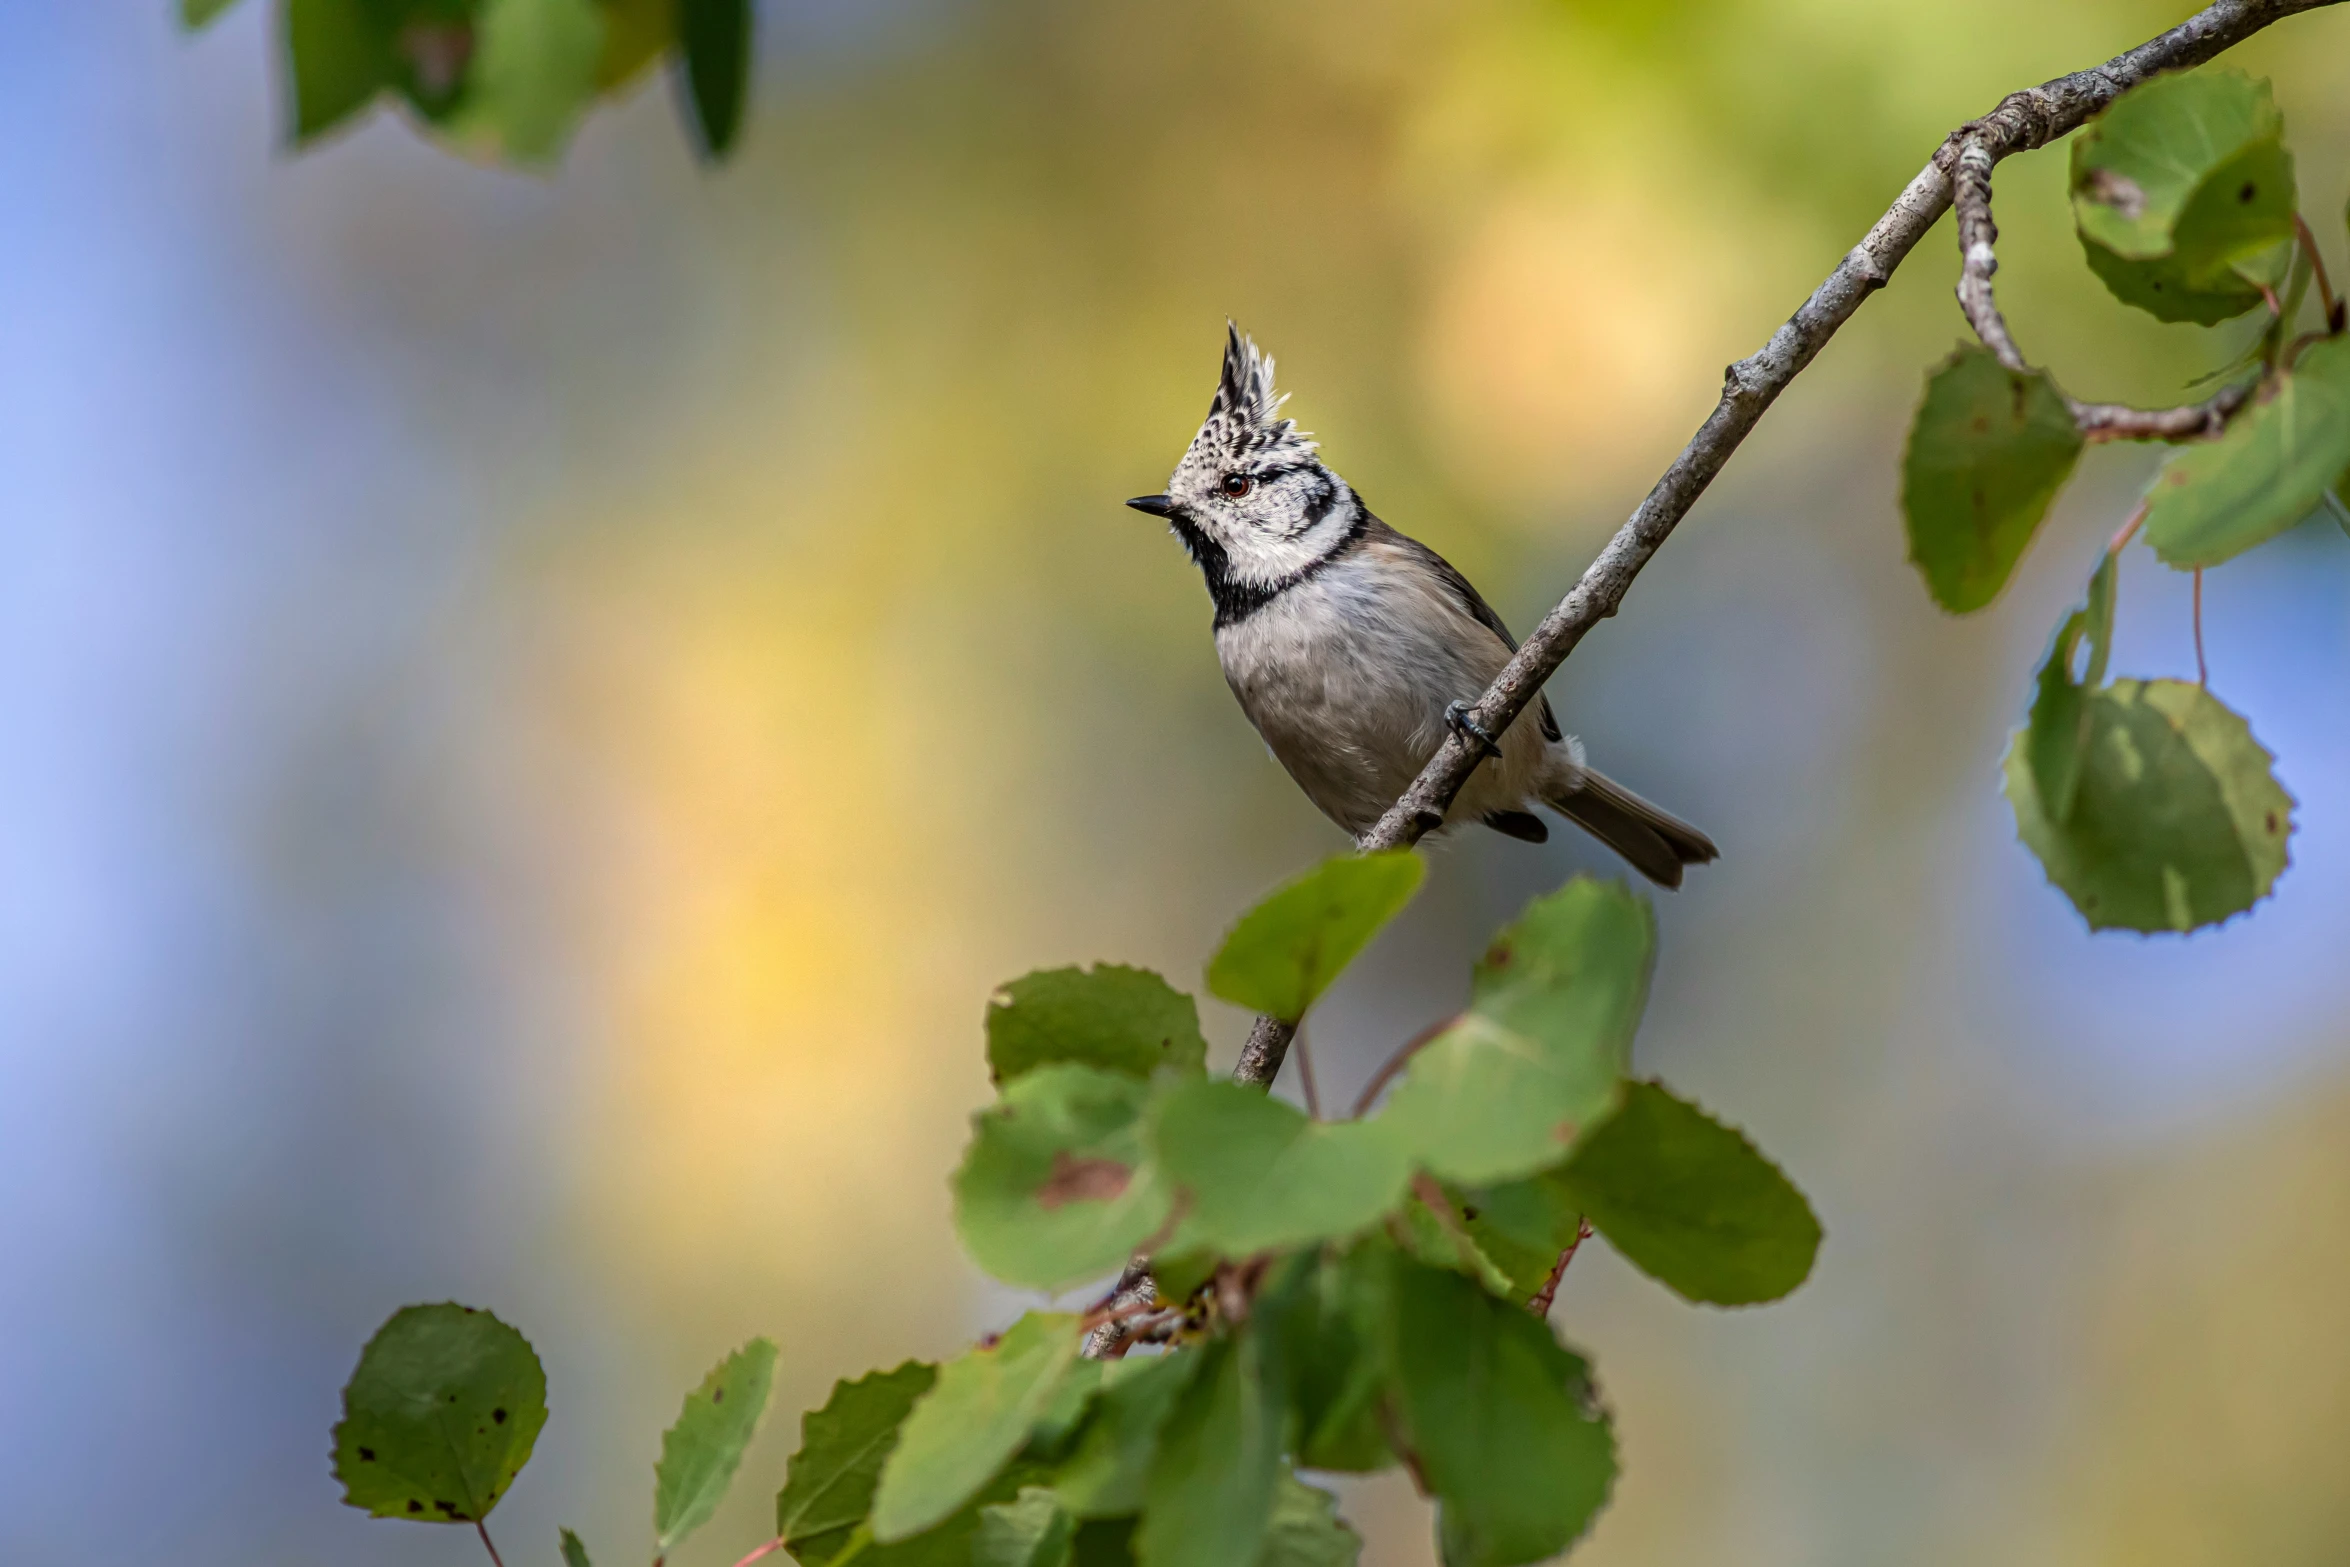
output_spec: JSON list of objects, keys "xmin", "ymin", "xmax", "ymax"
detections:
[
  {"xmin": 1901, "ymin": 344, "xmax": 2084, "ymax": 613},
  {"xmin": 1261, "ymin": 1473, "xmax": 1360, "ymax": 1567},
  {"xmin": 433, "ymin": 0, "xmax": 606, "ymax": 164},
  {"xmin": 2143, "ymin": 335, "xmax": 2350, "ymax": 569},
  {"xmin": 873, "ymin": 1315, "xmax": 1083, "ymax": 1542},
  {"xmin": 1555, "ymin": 1082, "xmax": 1820, "ymax": 1306},
  {"xmin": 1070, "ymin": 1518, "xmax": 1139, "ymax": 1567},
  {"xmin": 776, "ymin": 1362, "xmax": 937, "ymax": 1566},
  {"xmin": 2005, "ymin": 678, "xmax": 2293, "ymax": 932},
  {"xmin": 976, "ymin": 1489, "xmax": 1077, "ymax": 1567},
  {"xmin": 595, "ymin": 0, "xmax": 672, "ymax": 90},
  {"xmin": 676, "ymin": 0, "xmax": 750, "ymax": 158},
  {"xmin": 1205, "ymin": 851, "xmax": 1426, "ymax": 1024},
  {"xmin": 1373, "ymin": 878, "xmax": 1649, "ymax": 1186},
  {"xmin": 655, "ymin": 1338, "xmax": 779, "ymax": 1555},
  {"xmin": 2023, "ymin": 552, "xmax": 2120, "ymax": 827},
  {"xmin": 953, "ymin": 1065, "xmax": 1173, "ymax": 1292},
  {"xmin": 1054, "ymin": 1351, "xmax": 1205, "ymax": 1518},
  {"xmin": 1458, "ymin": 1171, "xmax": 1584, "ymax": 1305},
  {"xmin": 1150, "ymin": 1080, "xmax": 1410, "ymax": 1259},
  {"xmin": 1253, "ymin": 1248, "xmax": 1390, "ymax": 1473},
  {"xmin": 870, "ymin": 1462, "xmax": 1057, "ymax": 1567},
  {"xmin": 2072, "ymin": 70, "xmax": 2295, "ymax": 321},
  {"xmin": 285, "ymin": 0, "xmax": 394, "ymax": 142},
  {"xmin": 558, "ymin": 1527, "xmax": 593, "ymax": 1567},
  {"xmin": 986, "ymin": 966, "xmax": 1207, "ymax": 1085},
  {"xmin": 1382, "ymin": 1260, "xmax": 1614, "ymax": 1567},
  {"xmin": 182, "ymin": 0, "xmax": 246, "ymax": 30},
  {"xmin": 1392, "ymin": 1185, "xmax": 1515, "ymax": 1298},
  {"xmin": 331, "ymin": 1303, "xmax": 549, "ymax": 1524},
  {"xmin": 1135, "ymin": 1335, "xmax": 1286, "ymax": 1567}
]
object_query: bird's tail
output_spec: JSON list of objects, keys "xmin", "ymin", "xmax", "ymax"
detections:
[{"xmin": 1544, "ymin": 767, "xmax": 1719, "ymax": 889}]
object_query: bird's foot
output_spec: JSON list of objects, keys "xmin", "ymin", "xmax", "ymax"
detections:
[{"xmin": 1445, "ymin": 700, "xmax": 1504, "ymax": 759}]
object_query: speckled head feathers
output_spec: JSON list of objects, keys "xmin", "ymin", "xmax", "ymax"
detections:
[{"xmin": 1175, "ymin": 323, "xmax": 1319, "ymax": 486}]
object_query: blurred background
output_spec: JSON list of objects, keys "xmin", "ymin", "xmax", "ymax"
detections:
[{"xmin": 6, "ymin": 2, "xmax": 2350, "ymax": 1563}]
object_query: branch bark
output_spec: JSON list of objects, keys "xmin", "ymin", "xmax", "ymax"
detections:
[{"xmin": 1228, "ymin": 0, "xmax": 2339, "ymax": 1093}]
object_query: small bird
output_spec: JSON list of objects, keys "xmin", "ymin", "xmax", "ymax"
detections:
[{"xmin": 1128, "ymin": 325, "xmax": 1717, "ymax": 887}]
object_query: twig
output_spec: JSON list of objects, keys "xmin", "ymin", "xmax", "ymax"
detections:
[
  {"xmin": 473, "ymin": 1521, "xmax": 506, "ymax": 1567},
  {"xmin": 2110, "ymin": 500, "xmax": 2149, "ymax": 558},
  {"xmin": 2194, "ymin": 568, "xmax": 2209, "ymax": 686},
  {"xmin": 1079, "ymin": 1292, "xmax": 1166, "ymax": 1337},
  {"xmin": 1081, "ymin": 1258, "xmax": 1158, "ymax": 1360},
  {"xmin": 1292, "ymin": 1020, "xmax": 1322, "ymax": 1118},
  {"xmin": 2296, "ymin": 213, "xmax": 2343, "ymax": 329},
  {"xmin": 1227, "ymin": 0, "xmax": 2339, "ymax": 1095},
  {"xmin": 1527, "ymin": 1219, "xmax": 1593, "ymax": 1318},
  {"xmin": 1351, "ymin": 1014, "xmax": 1460, "ymax": 1118}
]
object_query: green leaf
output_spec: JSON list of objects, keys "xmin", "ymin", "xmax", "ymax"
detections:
[
  {"xmin": 284, "ymin": 0, "xmax": 394, "ymax": 143},
  {"xmin": 676, "ymin": 0, "xmax": 750, "ymax": 159},
  {"xmin": 331, "ymin": 1303, "xmax": 549, "ymax": 1524},
  {"xmin": 2005, "ymin": 678, "xmax": 2294, "ymax": 932},
  {"xmin": 1253, "ymin": 1249, "xmax": 1391, "ymax": 1473},
  {"xmin": 1053, "ymin": 1350, "xmax": 1206, "ymax": 1518},
  {"xmin": 1262, "ymin": 1474, "xmax": 1361, "ymax": 1567},
  {"xmin": 777, "ymin": 1362, "xmax": 938, "ymax": 1566},
  {"xmin": 181, "ymin": 0, "xmax": 245, "ymax": 30},
  {"xmin": 2072, "ymin": 70, "xmax": 2296, "ymax": 321},
  {"xmin": 874, "ymin": 1315, "xmax": 1084, "ymax": 1542},
  {"xmin": 987, "ymin": 967, "xmax": 1208, "ymax": 1085},
  {"xmin": 1373, "ymin": 878, "xmax": 1651, "ymax": 1186},
  {"xmin": 1392, "ymin": 1186, "xmax": 1516, "ymax": 1298},
  {"xmin": 655, "ymin": 1337, "xmax": 780, "ymax": 1554},
  {"xmin": 977, "ymin": 1489, "xmax": 1077, "ymax": 1567},
  {"xmin": 595, "ymin": 0, "xmax": 673, "ymax": 91},
  {"xmin": 1901, "ymin": 344, "xmax": 2085, "ymax": 613},
  {"xmin": 953, "ymin": 1065, "xmax": 1174, "ymax": 1292},
  {"xmin": 870, "ymin": 1461, "xmax": 1058, "ymax": 1567},
  {"xmin": 1205, "ymin": 851, "xmax": 1427, "ymax": 1024},
  {"xmin": 1150, "ymin": 1080, "xmax": 1411, "ymax": 1259},
  {"xmin": 1458, "ymin": 1171, "xmax": 1584, "ymax": 1305},
  {"xmin": 1382, "ymin": 1261, "xmax": 1615, "ymax": 1567},
  {"xmin": 1071, "ymin": 1518, "xmax": 1140, "ymax": 1567},
  {"xmin": 559, "ymin": 1528, "xmax": 593, "ymax": 1567},
  {"xmin": 1135, "ymin": 1334, "xmax": 1286, "ymax": 1567},
  {"xmin": 2023, "ymin": 551, "xmax": 2120, "ymax": 828},
  {"xmin": 1555, "ymin": 1082, "xmax": 1820, "ymax": 1306},
  {"xmin": 2143, "ymin": 336, "xmax": 2350, "ymax": 569},
  {"xmin": 432, "ymin": 0, "xmax": 606, "ymax": 164}
]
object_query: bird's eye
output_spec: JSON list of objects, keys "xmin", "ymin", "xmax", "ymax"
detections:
[{"xmin": 1219, "ymin": 473, "xmax": 1253, "ymax": 499}]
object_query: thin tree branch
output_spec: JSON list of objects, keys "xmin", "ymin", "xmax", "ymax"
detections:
[
  {"xmin": 2296, "ymin": 213, "xmax": 2343, "ymax": 328},
  {"xmin": 1230, "ymin": 0, "xmax": 2340, "ymax": 1093},
  {"xmin": 1082, "ymin": 1257, "xmax": 1158, "ymax": 1359}
]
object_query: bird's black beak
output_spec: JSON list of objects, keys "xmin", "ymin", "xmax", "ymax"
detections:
[{"xmin": 1125, "ymin": 494, "xmax": 1177, "ymax": 518}]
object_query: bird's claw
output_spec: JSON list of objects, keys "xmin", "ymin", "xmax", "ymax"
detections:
[{"xmin": 1445, "ymin": 700, "xmax": 1503, "ymax": 759}]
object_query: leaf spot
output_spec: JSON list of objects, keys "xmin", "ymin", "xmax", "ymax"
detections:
[
  {"xmin": 1037, "ymin": 1151, "xmax": 1133, "ymax": 1209},
  {"xmin": 492, "ymin": 1407, "xmax": 507, "ymax": 1424},
  {"xmin": 358, "ymin": 1447, "xmax": 376, "ymax": 1461}
]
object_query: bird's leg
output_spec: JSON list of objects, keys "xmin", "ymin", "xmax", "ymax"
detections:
[{"xmin": 1445, "ymin": 700, "xmax": 1504, "ymax": 760}]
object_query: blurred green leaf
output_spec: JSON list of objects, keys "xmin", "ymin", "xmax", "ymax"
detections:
[
  {"xmin": 1383, "ymin": 1260, "xmax": 1615, "ymax": 1567},
  {"xmin": 181, "ymin": 0, "xmax": 246, "ymax": 30},
  {"xmin": 1901, "ymin": 344, "xmax": 2084, "ymax": 613},
  {"xmin": 2072, "ymin": 70, "xmax": 2295, "ymax": 321},
  {"xmin": 1053, "ymin": 1351, "xmax": 1205, "ymax": 1518},
  {"xmin": 1458, "ymin": 1171, "xmax": 1584, "ymax": 1304},
  {"xmin": 2143, "ymin": 335, "xmax": 2350, "ymax": 569},
  {"xmin": 2005, "ymin": 678, "xmax": 2293, "ymax": 932},
  {"xmin": 595, "ymin": 0, "xmax": 672, "ymax": 90},
  {"xmin": 953, "ymin": 1064, "xmax": 1173, "ymax": 1292},
  {"xmin": 1392, "ymin": 1185, "xmax": 1515, "ymax": 1297},
  {"xmin": 874, "ymin": 1314, "xmax": 1084, "ymax": 1542},
  {"xmin": 1253, "ymin": 1248, "xmax": 1391, "ymax": 1473},
  {"xmin": 1262, "ymin": 1474, "xmax": 1360, "ymax": 1567},
  {"xmin": 873, "ymin": 1463, "xmax": 1059, "ymax": 1567},
  {"xmin": 1373, "ymin": 878, "xmax": 1650, "ymax": 1186},
  {"xmin": 655, "ymin": 1337, "xmax": 780, "ymax": 1555},
  {"xmin": 987, "ymin": 966, "xmax": 1207, "ymax": 1085},
  {"xmin": 676, "ymin": 0, "xmax": 750, "ymax": 158},
  {"xmin": 559, "ymin": 1528, "xmax": 593, "ymax": 1567},
  {"xmin": 1150, "ymin": 1080, "xmax": 1410, "ymax": 1259},
  {"xmin": 332, "ymin": 1303, "xmax": 549, "ymax": 1524},
  {"xmin": 1070, "ymin": 1519, "xmax": 1140, "ymax": 1567},
  {"xmin": 2023, "ymin": 552, "xmax": 2119, "ymax": 827},
  {"xmin": 284, "ymin": 0, "xmax": 395, "ymax": 142},
  {"xmin": 1555, "ymin": 1082, "xmax": 1820, "ymax": 1306},
  {"xmin": 977, "ymin": 1489, "xmax": 1077, "ymax": 1567},
  {"xmin": 1205, "ymin": 851, "xmax": 1426, "ymax": 1024},
  {"xmin": 777, "ymin": 1362, "xmax": 937, "ymax": 1566},
  {"xmin": 1135, "ymin": 1335, "xmax": 1286, "ymax": 1567},
  {"xmin": 424, "ymin": 0, "xmax": 604, "ymax": 164}
]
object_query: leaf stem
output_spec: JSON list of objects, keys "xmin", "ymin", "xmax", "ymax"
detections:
[
  {"xmin": 1527, "ymin": 1220, "xmax": 1594, "ymax": 1318},
  {"xmin": 2294, "ymin": 212, "xmax": 2341, "ymax": 330},
  {"xmin": 1292, "ymin": 1020, "xmax": 1323, "ymax": 1119},
  {"xmin": 2108, "ymin": 500, "xmax": 2149, "ymax": 559},
  {"xmin": 1352, "ymin": 1014, "xmax": 1458, "ymax": 1117},
  {"xmin": 474, "ymin": 1521, "xmax": 507, "ymax": 1567},
  {"xmin": 726, "ymin": 1540, "xmax": 787, "ymax": 1567}
]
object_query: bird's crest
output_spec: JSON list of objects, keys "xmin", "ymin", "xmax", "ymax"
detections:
[{"xmin": 1186, "ymin": 323, "xmax": 1317, "ymax": 475}]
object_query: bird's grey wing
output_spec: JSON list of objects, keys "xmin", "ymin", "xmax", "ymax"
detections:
[{"xmin": 1363, "ymin": 515, "xmax": 1564, "ymax": 744}]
